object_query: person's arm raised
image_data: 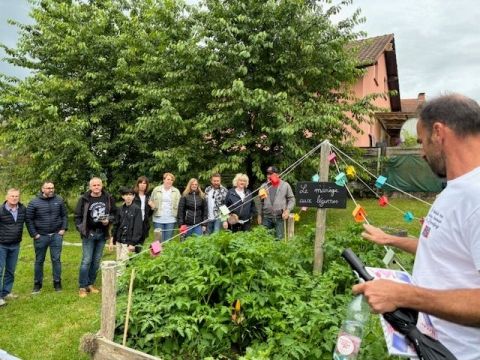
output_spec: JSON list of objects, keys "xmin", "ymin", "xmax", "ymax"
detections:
[{"xmin": 362, "ymin": 223, "xmax": 418, "ymax": 254}]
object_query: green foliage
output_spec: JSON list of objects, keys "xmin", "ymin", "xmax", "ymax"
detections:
[
  {"xmin": 1, "ymin": 0, "xmax": 377, "ymax": 192},
  {"xmin": 115, "ymin": 226, "xmax": 398, "ymax": 359}
]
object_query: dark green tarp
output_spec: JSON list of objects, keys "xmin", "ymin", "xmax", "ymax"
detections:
[{"xmin": 385, "ymin": 155, "xmax": 443, "ymax": 192}]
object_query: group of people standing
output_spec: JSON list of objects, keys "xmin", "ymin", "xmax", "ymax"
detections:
[{"xmin": 0, "ymin": 166, "xmax": 295, "ymax": 303}]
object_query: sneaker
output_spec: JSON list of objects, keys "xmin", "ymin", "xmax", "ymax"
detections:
[
  {"xmin": 53, "ymin": 281, "xmax": 62, "ymax": 292},
  {"xmin": 0, "ymin": 298, "xmax": 5, "ymax": 306},
  {"xmin": 87, "ymin": 285, "xmax": 100, "ymax": 294},
  {"xmin": 78, "ymin": 288, "xmax": 88, "ymax": 298},
  {"xmin": 4, "ymin": 293, "xmax": 19, "ymax": 300},
  {"xmin": 32, "ymin": 284, "xmax": 42, "ymax": 295}
]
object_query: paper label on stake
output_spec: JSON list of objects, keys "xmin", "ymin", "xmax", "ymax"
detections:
[
  {"xmin": 219, "ymin": 205, "xmax": 230, "ymax": 216},
  {"xmin": 382, "ymin": 248, "xmax": 396, "ymax": 267}
]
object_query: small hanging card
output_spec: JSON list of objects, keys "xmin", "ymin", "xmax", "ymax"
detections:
[
  {"xmin": 352, "ymin": 204, "xmax": 367, "ymax": 222},
  {"xmin": 403, "ymin": 211, "xmax": 414, "ymax": 223},
  {"xmin": 150, "ymin": 240, "xmax": 162, "ymax": 256},
  {"xmin": 219, "ymin": 205, "xmax": 230, "ymax": 216},
  {"xmin": 345, "ymin": 165, "xmax": 356, "ymax": 179},
  {"xmin": 328, "ymin": 153, "xmax": 337, "ymax": 164},
  {"xmin": 335, "ymin": 172, "xmax": 347, "ymax": 186},
  {"xmin": 270, "ymin": 173, "xmax": 280, "ymax": 187},
  {"xmin": 375, "ymin": 175, "xmax": 387, "ymax": 189},
  {"xmin": 378, "ymin": 195, "xmax": 389, "ymax": 207},
  {"xmin": 180, "ymin": 224, "xmax": 188, "ymax": 234},
  {"xmin": 259, "ymin": 188, "xmax": 268, "ymax": 199}
]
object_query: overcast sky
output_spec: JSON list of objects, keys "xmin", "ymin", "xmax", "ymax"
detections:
[{"xmin": 1, "ymin": 0, "xmax": 479, "ymax": 101}]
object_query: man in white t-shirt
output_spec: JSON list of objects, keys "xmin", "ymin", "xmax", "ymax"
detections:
[{"xmin": 353, "ymin": 94, "xmax": 480, "ymax": 360}]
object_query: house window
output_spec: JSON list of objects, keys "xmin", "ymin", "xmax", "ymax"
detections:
[{"xmin": 374, "ymin": 62, "xmax": 379, "ymax": 87}]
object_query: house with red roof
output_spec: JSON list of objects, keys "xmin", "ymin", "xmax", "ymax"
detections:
[{"xmin": 350, "ymin": 34, "xmax": 424, "ymax": 147}]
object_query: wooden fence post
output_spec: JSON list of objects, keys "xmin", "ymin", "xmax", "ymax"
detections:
[
  {"xmin": 100, "ymin": 260, "xmax": 117, "ymax": 341},
  {"xmin": 287, "ymin": 214, "xmax": 295, "ymax": 240},
  {"xmin": 313, "ymin": 141, "xmax": 331, "ymax": 274}
]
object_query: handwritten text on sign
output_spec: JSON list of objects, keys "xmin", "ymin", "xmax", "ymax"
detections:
[{"xmin": 296, "ymin": 182, "xmax": 347, "ymax": 209}]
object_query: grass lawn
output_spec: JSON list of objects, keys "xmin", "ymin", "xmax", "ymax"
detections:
[
  {"xmin": 0, "ymin": 197, "xmax": 432, "ymax": 359},
  {"xmin": 0, "ymin": 226, "xmax": 115, "ymax": 360}
]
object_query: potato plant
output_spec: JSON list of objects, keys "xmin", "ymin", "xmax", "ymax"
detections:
[{"xmin": 115, "ymin": 226, "xmax": 407, "ymax": 359}]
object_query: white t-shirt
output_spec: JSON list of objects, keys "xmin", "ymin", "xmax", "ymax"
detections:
[
  {"xmin": 207, "ymin": 190, "xmax": 216, "ymax": 220},
  {"xmin": 153, "ymin": 188, "xmax": 176, "ymax": 224},
  {"xmin": 413, "ymin": 166, "xmax": 480, "ymax": 360},
  {"xmin": 139, "ymin": 194, "xmax": 146, "ymax": 220},
  {"xmin": 235, "ymin": 189, "xmax": 245, "ymax": 201}
]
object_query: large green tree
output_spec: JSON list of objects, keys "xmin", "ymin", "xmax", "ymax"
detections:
[
  {"xmin": 0, "ymin": 0, "xmax": 191, "ymax": 192},
  {"xmin": 1, "ymin": 0, "xmax": 375, "ymax": 192}
]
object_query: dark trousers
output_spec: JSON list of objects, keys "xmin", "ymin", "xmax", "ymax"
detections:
[
  {"xmin": 230, "ymin": 220, "xmax": 251, "ymax": 232},
  {"xmin": 33, "ymin": 233, "xmax": 63, "ymax": 285},
  {"xmin": 262, "ymin": 216, "xmax": 285, "ymax": 239}
]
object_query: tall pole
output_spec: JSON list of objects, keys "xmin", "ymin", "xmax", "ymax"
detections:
[{"xmin": 313, "ymin": 141, "xmax": 331, "ymax": 273}]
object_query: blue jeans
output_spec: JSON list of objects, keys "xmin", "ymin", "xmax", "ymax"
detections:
[
  {"xmin": 207, "ymin": 219, "xmax": 222, "ymax": 234},
  {"xmin": 153, "ymin": 222, "xmax": 176, "ymax": 242},
  {"xmin": 262, "ymin": 217, "xmax": 285, "ymax": 240},
  {"xmin": 185, "ymin": 224, "xmax": 203, "ymax": 239},
  {"xmin": 33, "ymin": 233, "xmax": 63, "ymax": 285},
  {"xmin": 0, "ymin": 243, "xmax": 20, "ymax": 298},
  {"xmin": 79, "ymin": 231, "xmax": 106, "ymax": 289}
]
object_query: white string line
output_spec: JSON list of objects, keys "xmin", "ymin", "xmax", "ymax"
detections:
[
  {"xmin": 114, "ymin": 140, "xmax": 329, "ymax": 267},
  {"xmin": 332, "ymin": 150, "xmax": 410, "ymax": 272},
  {"xmin": 354, "ymin": 176, "xmax": 422, "ymax": 221},
  {"xmin": 335, "ymin": 151, "xmax": 423, "ymax": 221},
  {"xmin": 330, "ymin": 144, "xmax": 432, "ymax": 207},
  {"xmin": 333, "ymin": 157, "xmax": 361, "ymax": 212},
  {"xmin": 208, "ymin": 139, "xmax": 328, "ymax": 218}
]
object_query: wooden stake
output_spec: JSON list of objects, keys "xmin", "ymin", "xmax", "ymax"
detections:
[
  {"xmin": 123, "ymin": 268, "xmax": 136, "ymax": 347},
  {"xmin": 287, "ymin": 214, "xmax": 295, "ymax": 240},
  {"xmin": 313, "ymin": 141, "xmax": 331, "ymax": 274},
  {"xmin": 100, "ymin": 261, "xmax": 117, "ymax": 341}
]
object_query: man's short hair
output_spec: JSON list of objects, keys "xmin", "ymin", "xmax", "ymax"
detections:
[
  {"xmin": 211, "ymin": 173, "xmax": 222, "ymax": 178},
  {"xmin": 419, "ymin": 94, "xmax": 480, "ymax": 136},
  {"xmin": 120, "ymin": 187, "xmax": 135, "ymax": 196}
]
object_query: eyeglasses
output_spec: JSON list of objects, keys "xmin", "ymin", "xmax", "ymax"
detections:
[{"xmin": 266, "ymin": 171, "xmax": 274, "ymax": 175}]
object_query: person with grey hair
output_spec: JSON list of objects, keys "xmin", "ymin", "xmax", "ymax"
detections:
[
  {"xmin": 354, "ymin": 94, "xmax": 480, "ymax": 359},
  {"xmin": 223, "ymin": 173, "xmax": 257, "ymax": 232},
  {"xmin": 258, "ymin": 166, "xmax": 295, "ymax": 239},
  {"xmin": 0, "ymin": 188, "xmax": 27, "ymax": 306},
  {"xmin": 75, "ymin": 177, "xmax": 116, "ymax": 298}
]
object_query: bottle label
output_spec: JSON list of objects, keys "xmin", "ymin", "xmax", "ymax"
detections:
[{"xmin": 335, "ymin": 333, "xmax": 361, "ymax": 356}]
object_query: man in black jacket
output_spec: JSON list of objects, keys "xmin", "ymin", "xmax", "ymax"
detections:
[
  {"xmin": 26, "ymin": 181, "xmax": 68, "ymax": 294},
  {"xmin": 75, "ymin": 177, "xmax": 116, "ymax": 298},
  {"xmin": 0, "ymin": 189, "xmax": 27, "ymax": 306}
]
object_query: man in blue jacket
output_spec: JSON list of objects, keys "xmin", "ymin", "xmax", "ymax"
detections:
[
  {"xmin": 0, "ymin": 188, "xmax": 27, "ymax": 306},
  {"xmin": 26, "ymin": 181, "xmax": 68, "ymax": 294}
]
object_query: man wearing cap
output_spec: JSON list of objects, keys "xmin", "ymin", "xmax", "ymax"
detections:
[{"xmin": 258, "ymin": 166, "xmax": 295, "ymax": 239}]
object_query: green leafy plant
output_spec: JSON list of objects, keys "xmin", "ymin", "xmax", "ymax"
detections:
[{"xmin": 115, "ymin": 226, "xmax": 400, "ymax": 359}]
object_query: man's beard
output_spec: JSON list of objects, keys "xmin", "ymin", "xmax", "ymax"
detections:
[{"xmin": 424, "ymin": 152, "xmax": 447, "ymax": 178}]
